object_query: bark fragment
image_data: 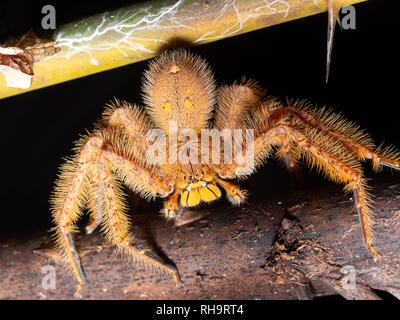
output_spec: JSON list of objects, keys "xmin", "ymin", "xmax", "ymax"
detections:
[
  {"xmin": 1, "ymin": 177, "xmax": 399, "ymax": 300},
  {"xmin": 0, "ymin": 30, "xmax": 60, "ymax": 88}
]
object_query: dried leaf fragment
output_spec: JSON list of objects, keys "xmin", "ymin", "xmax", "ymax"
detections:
[
  {"xmin": 0, "ymin": 47, "xmax": 34, "ymax": 89},
  {"xmin": 3, "ymin": 30, "xmax": 61, "ymax": 63},
  {"xmin": 0, "ymin": 30, "xmax": 60, "ymax": 89}
]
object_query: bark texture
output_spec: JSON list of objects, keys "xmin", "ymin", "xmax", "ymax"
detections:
[{"xmin": 1, "ymin": 176, "xmax": 400, "ymax": 300}]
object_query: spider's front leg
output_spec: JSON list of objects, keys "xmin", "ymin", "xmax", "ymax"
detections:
[
  {"xmin": 94, "ymin": 151, "xmax": 183, "ymax": 287},
  {"xmin": 51, "ymin": 136, "xmax": 104, "ymax": 297},
  {"xmin": 51, "ymin": 133, "xmax": 181, "ymax": 297}
]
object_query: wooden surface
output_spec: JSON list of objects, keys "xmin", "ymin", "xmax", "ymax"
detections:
[
  {"xmin": 0, "ymin": 0, "xmax": 366, "ymax": 99},
  {"xmin": 1, "ymin": 176, "xmax": 400, "ymax": 300}
]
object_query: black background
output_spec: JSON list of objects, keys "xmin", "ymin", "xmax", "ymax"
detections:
[{"xmin": 0, "ymin": 0, "xmax": 398, "ymax": 237}]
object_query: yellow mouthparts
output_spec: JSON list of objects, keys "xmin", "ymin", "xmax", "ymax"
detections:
[{"xmin": 180, "ymin": 184, "xmax": 221, "ymax": 207}]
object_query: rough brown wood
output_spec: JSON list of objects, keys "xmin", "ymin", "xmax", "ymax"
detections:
[{"xmin": 1, "ymin": 176, "xmax": 400, "ymax": 300}]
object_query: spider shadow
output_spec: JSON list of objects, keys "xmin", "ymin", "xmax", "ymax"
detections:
[
  {"xmin": 140, "ymin": 212, "xmax": 178, "ymax": 272},
  {"xmin": 156, "ymin": 37, "xmax": 197, "ymax": 54},
  {"xmin": 127, "ymin": 192, "xmax": 179, "ymax": 272}
]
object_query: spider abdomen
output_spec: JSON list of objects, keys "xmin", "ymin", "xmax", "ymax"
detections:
[{"xmin": 142, "ymin": 49, "xmax": 216, "ymax": 133}]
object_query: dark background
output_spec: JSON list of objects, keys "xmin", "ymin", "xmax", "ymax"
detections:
[{"xmin": 0, "ymin": 0, "xmax": 398, "ymax": 237}]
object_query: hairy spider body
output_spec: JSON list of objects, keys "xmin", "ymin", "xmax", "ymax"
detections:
[{"xmin": 51, "ymin": 49, "xmax": 400, "ymax": 296}]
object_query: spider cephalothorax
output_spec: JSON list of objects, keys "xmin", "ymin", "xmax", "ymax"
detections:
[{"xmin": 51, "ymin": 49, "xmax": 400, "ymax": 296}]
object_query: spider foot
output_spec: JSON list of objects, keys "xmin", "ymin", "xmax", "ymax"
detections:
[
  {"xmin": 73, "ymin": 280, "xmax": 85, "ymax": 298},
  {"xmin": 129, "ymin": 244, "xmax": 184, "ymax": 288}
]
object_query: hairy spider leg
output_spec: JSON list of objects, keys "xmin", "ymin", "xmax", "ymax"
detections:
[
  {"xmin": 269, "ymin": 104, "xmax": 400, "ymax": 172},
  {"xmin": 218, "ymin": 119, "xmax": 380, "ymax": 257},
  {"xmin": 214, "ymin": 80, "xmax": 266, "ymax": 131},
  {"xmin": 102, "ymin": 100, "xmax": 154, "ymax": 159},
  {"xmin": 51, "ymin": 134, "xmax": 180, "ymax": 296},
  {"xmin": 96, "ymin": 152, "xmax": 183, "ymax": 287},
  {"xmin": 264, "ymin": 104, "xmax": 400, "ymax": 256},
  {"xmin": 266, "ymin": 104, "xmax": 400, "ymax": 255},
  {"xmin": 85, "ymin": 180, "xmax": 104, "ymax": 235},
  {"xmin": 51, "ymin": 136, "xmax": 103, "ymax": 297},
  {"xmin": 84, "ymin": 101, "xmax": 170, "ymax": 234},
  {"xmin": 270, "ymin": 124, "xmax": 377, "ymax": 257}
]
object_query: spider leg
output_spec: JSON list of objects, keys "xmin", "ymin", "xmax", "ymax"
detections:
[
  {"xmin": 273, "ymin": 124, "xmax": 378, "ymax": 257},
  {"xmin": 96, "ymin": 153, "xmax": 182, "ymax": 287},
  {"xmin": 51, "ymin": 136, "xmax": 104, "ymax": 297},
  {"xmin": 102, "ymin": 100, "xmax": 154, "ymax": 160},
  {"xmin": 217, "ymin": 126, "xmax": 285, "ymax": 179},
  {"xmin": 219, "ymin": 121, "xmax": 379, "ymax": 257},
  {"xmin": 52, "ymin": 131, "xmax": 175, "ymax": 296},
  {"xmin": 84, "ymin": 102, "xmax": 163, "ymax": 235},
  {"xmin": 214, "ymin": 80, "xmax": 267, "ymax": 131},
  {"xmin": 270, "ymin": 104, "xmax": 400, "ymax": 172},
  {"xmin": 275, "ymin": 138, "xmax": 300, "ymax": 171},
  {"xmin": 85, "ymin": 180, "xmax": 103, "ymax": 235},
  {"xmin": 57, "ymin": 227, "xmax": 86, "ymax": 297},
  {"xmin": 100, "ymin": 145, "xmax": 173, "ymax": 199}
]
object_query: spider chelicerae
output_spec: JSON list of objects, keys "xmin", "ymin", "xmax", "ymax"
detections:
[{"xmin": 51, "ymin": 49, "xmax": 400, "ymax": 296}]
